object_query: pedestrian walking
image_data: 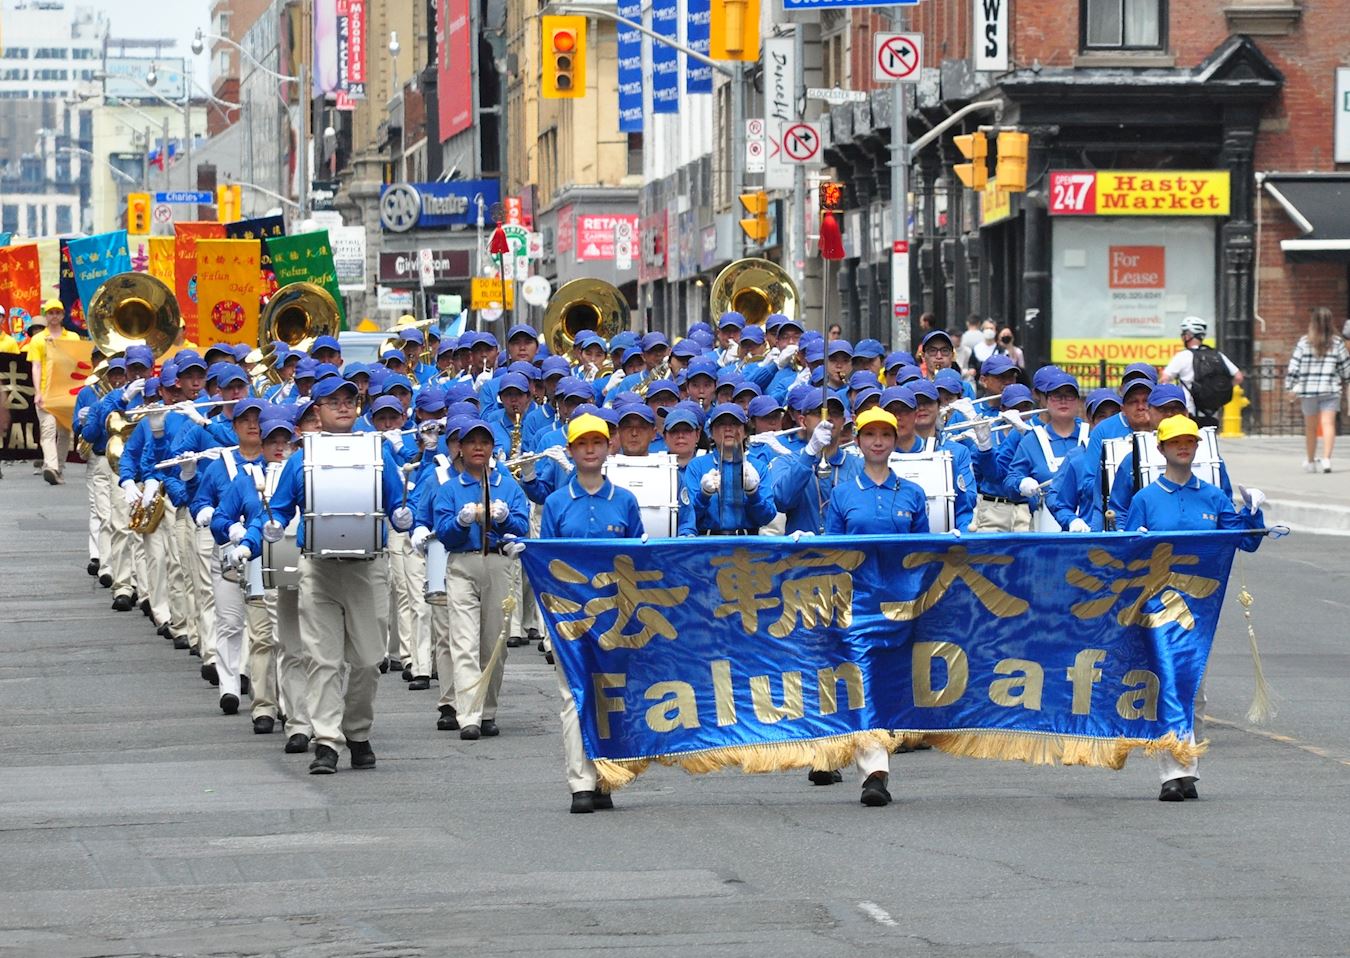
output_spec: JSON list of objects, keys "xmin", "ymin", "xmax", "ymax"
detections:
[
  {"xmin": 1284, "ymin": 307, "xmax": 1350, "ymax": 473},
  {"xmin": 1160, "ymin": 316, "xmax": 1243, "ymax": 428}
]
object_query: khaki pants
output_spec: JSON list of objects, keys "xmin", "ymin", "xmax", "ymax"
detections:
[
  {"xmin": 556, "ymin": 662, "xmax": 597, "ymax": 793},
  {"xmin": 387, "ymin": 531, "xmax": 432, "ymax": 677},
  {"xmin": 973, "ymin": 497, "xmax": 1032, "ymax": 533},
  {"xmin": 211, "ymin": 546, "xmax": 247, "ymax": 699},
  {"xmin": 271, "ymin": 587, "xmax": 312, "ymax": 738},
  {"xmin": 430, "ymin": 601, "xmax": 454, "ymax": 709},
  {"xmin": 175, "ymin": 518, "xmax": 216, "ymax": 662},
  {"xmin": 86, "ymin": 458, "xmax": 111, "ymax": 562},
  {"xmin": 104, "ymin": 461, "xmax": 136, "ymax": 598},
  {"xmin": 509, "ymin": 505, "xmax": 543, "ymax": 637},
  {"xmin": 298, "ymin": 555, "xmax": 388, "ymax": 752},
  {"xmin": 142, "ymin": 519, "xmax": 176, "ymax": 629},
  {"xmin": 246, "ymin": 598, "xmax": 277, "ymax": 720},
  {"xmin": 37, "ymin": 407, "xmax": 70, "ymax": 475},
  {"xmin": 446, "ymin": 552, "xmax": 518, "ymax": 728}
]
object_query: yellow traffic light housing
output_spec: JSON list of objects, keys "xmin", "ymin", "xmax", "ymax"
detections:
[
  {"xmin": 216, "ymin": 183, "xmax": 242, "ymax": 223},
  {"xmin": 739, "ymin": 191, "xmax": 770, "ymax": 244},
  {"xmin": 711, "ymin": 0, "xmax": 761, "ymax": 61},
  {"xmin": 126, "ymin": 193, "xmax": 151, "ymax": 235},
  {"xmin": 542, "ymin": 15, "xmax": 586, "ymax": 99},
  {"xmin": 953, "ymin": 132, "xmax": 988, "ymax": 190},
  {"xmin": 995, "ymin": 131, "xmax": 1030, "ymax": 193}
]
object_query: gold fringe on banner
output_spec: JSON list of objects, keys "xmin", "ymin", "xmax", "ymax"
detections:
[{"xmin": 590, "ymin": 730, "xmax": 1206, "ymax": 791}]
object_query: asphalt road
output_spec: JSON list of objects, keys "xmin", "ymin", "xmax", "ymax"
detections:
[{"xmin": 2, "ymin": 463, "xmax": 1347, "ymax": 958}]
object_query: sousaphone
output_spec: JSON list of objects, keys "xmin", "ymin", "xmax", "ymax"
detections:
[
  {"xmin": 542, "ymin": 278, "xmax": 629, "ymax": 355},
  {"xmin": 708, "ymin": 257, "xmax": 799, "ymax": 328}
]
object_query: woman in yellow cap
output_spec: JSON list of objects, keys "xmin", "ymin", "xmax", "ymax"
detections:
[
  {"xmin": 825, "ymin": 407, "xmax": 930, "ymax": 537},
  {"xmin": 27, "ymin": 300, "xmax": 79, "ymax": 484},
  {"xmin": 538, "ymin": 413, "xmax": 646, "ymax": 814}
]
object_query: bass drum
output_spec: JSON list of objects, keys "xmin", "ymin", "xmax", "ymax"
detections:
[
  {"xmin": 888, "ymin": 451, "xmax": 955, "ymax": 533},
  {"xmin": 242, "ymin": 556, "xmax": 266, "ymax": 606},
  {"xmin": 262, "ymin": 519, "xmax": 302, "ymax": 589},
  {"xmin": 302, "ymin": 433, "xmax": 386, "ymax": 558},
  {"xmin": 604, "ymin": 453, "xmax": 679, "ymax": 538}
]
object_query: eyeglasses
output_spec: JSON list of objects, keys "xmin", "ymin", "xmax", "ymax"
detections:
[
  {"xmin": 924, "ymin": 346, "xmax": 953, "ymax": 357},
  {"xmin": 319, "ymin": 396, "xmax": 358, "ymax": 409}
]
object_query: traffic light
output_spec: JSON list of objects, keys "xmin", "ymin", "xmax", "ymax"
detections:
[
  {"xmin": 711, "ymin": 0, "xmax": 761, "ymax": 61},
  {"xmin": 216, "ymin": 183, "xmax": 242, "ymax": 223},
  {"xmin": 542, "ymin": 15, "xmax": 586, "ymax": 99},
  {"xmin": 953, "ymin": 132, "xmax": 988, "ymax": 190},
  {"xmin": 996, "ymin": 131, "xmax": 1029, "ymax": 193},
  {"xmin": 127, "ymin": 193, "xmax": 151, "ymax": 235},
  {"xmin": 739, "ymin": 191, "xmax": 770, "ymax": 245}
]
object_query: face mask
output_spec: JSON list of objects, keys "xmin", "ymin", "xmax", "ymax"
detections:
[{"xmin": 983, "ymin": 329, "xmax": 996, "ymax": 342}]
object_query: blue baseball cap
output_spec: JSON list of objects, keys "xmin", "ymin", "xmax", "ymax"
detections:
[
  {"xmin": 716, "ymin": 367, "xmax": 744, "ymax": 389},
  {"xmin": 476, "ymin": 332, "xmax": 499, "ymax": 349},
  {"xmin": 687, "ymin": 322, "xmax": 713, "ymax": 337},
  {"xmin": 848, "ymin": 370, "xmax": 878, "ymax": 391},
  {"xmin": 707, "ymin": 401, "xmax": 748, "ymax": 425},
  {"xmin": 662, "ymin": 408, "xmax": 702, "ymax": 433},
  {"xmin": 369, "ymin": 395, "xmax": 405, "ymax": 418},
  {"xmin": 173, "ymin": 350, "xmax": 206, "ymax": 372},
  {"xmin": 787, "ymin": 385, "xmax": 820, "ymax": 412},
  {"xmin": 1121, "ymin": 362, "xmax": 1159, "ymax": 385},
  {"xmin": 414, "ymin": 387, "xmax": 448, "ymax": 412},
  {"xmin": 883, "ymin": 352, "xmax": 913, "ymax": 372},
  {"xmin": 640, "ymin": 331, "xmax": 670, "ymax": 351},
  {"xmin": 216, "ymin": 364, "xmax": 249, "ymax": 387},
  {"xmin": 142, "ymin": 376, "xmax": 160, "ymax": 398},
  {"xmin": 106, "ymin": 357, "xmax": 127, "ymax": 373},
  {"xmin": 776, "ymin": 316, "xmax": 805, "ymax": 334},
  {"xmin": 717, "ymin": 311, "xmax": 746, "ymax": 330},
  {"xmin": 437, "ymin": 338, "xmax": 458, "ymax": 357},
  {"xmin": 740, "ymin": 325, "xmax": 766, "ymax": 346},
  {"xmin": 261, "ymin": 415, "xmax": 297, "ymax": 440},
  {"xmin": 459, "ymin": 418, "xmax": 495, "ymax": 443},
  {"xmin": 921, "ymin": 329, "xmax": 955, "ymax": 351},
  {"xmin": 158, "ymin": 361, "xmax": 178, "ymax": 387},
  {"xmin": 690, "ymin": 329, "xmax": 715, "ymax": 350},
  {"xmin": 802, "ymin": 340, "xmax": 825, "ymax": 363},
  {"xmin": 205, "ymin": 361, "xmax": 229, "ymax": 383},
  {"xmin": 854, "ymin": 338, "xmax": 885, "ymax": 359},
  {"xmin": 909, "ymin": 379, "xmax": 940, "ymax": 403},
  {"xmin": 541, "ymin": 356, "xmax": 571, "ymax": 378},
  {"xmin": 556, "ymin": 378, "xmax": 595, "ymax": 401},
  {"xmin": 934, "ymin": 369, "xmax": 965, "ymax": 394},
  {"xmin": 645, "ymin": 379, "xmax": 680, "ymax": 402},
  {"xmin": 203, "ymin": 341, "xmax": 234, "ymax": 360},
  {"xmin": 617, "ymin": 403, "xmax": 656, "ymax": 425},
  {"xmin": 980, "ymin": 354, "xmax": 1017, "ymax": 377},
  {"xmin": 313, "ymin": 361, "xmax": 342, "ymax": 380},
  {"xmin": 447, "ymin": 401, "xmax": 478, "ymax": 421},
  {"xmin": 880, "ymin": 385, "xmax": 916, "ymax": 410},
  {"xmin": 747, "ymin": 394, "xmax": 782, "ymax": 418},
  {"xmin": 383, "ymin": 373, "xmax": 414, "ymax": 394},
  {"xmin": 497, "ymin": 372, "xmax": 531, "ymax": 395},
  {"xmin": 1001, "ymin": 384, "xmax": 1035, "ymax": 408},
  {"xmin": 293, "ymin": 357, "xmax": 318, "ymax": 381},
  {"xmin": 230, "ymin": 397, "xmax": 265, "ymax": 421},
  {"xmin": 311, "ymin": 335, "xmax": 342, "ymax": 353},
  {"xmin": 827, "ymin": 339, "xmax": 854, "ymax": 358},
  {"xmin": 733, "ymin": 381, "xmax": 762, "ymax": 400},
  {"xmin": 381, "ymin": 349, "xmax": 406, "ymax": 364},
  {"xmin": 345, "ymin": 362, "xmax": 369, "ymax": 380},
  {"xmin": 1148, "ymin": 383, "xmax": 1188, "ymax": 408},
  {"xmin": 615, "ymin": 346, "xmax": 641, "ymax": 367},
  {"xmin": 894, "ymin": 364, "xmax": 923, "ymax": 385},
  {"xmin": 1031, "ymin": 365, "xmax": 1064, "ymax": 393},
  {"xmin": 1044, "ymin": 371, "xmax": 1082, "ymax": 395},
  {"xmin": 764, "ymin": 314, "xmax": 785, "ymax": 334},
  {"xmin": 397, "ymin": 327, "xmax": 425, "ymax": 346},
  {"xmin": 851, "ymin": 387, "xmax": 881, "ymax": 412},
  {"xmin": 506, "ymin": 323, "xmax": 538, "ymax": 342},
  {"xmin": 1085, "ymin": 388, "xmax": 1123, "ymax": 416},
  {"xmin": 452, "ymin": 335, "xmax": 473, "ymax": 353},
  {"xmin": 230, "ymin": 344, "xmax": 252, "ymax": 363},
  {"xmin": 686, "ymin": 356, "xmax": 719, "ymax": 381},
  {"xmin": 671, "ymin": 339, "xmax": 701, "ymax": 360},
  {"xmin": 311, "ymin": 376, "xmax": 358, "ymax": 401}
]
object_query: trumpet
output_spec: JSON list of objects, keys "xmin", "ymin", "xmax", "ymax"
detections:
[
  {"xmin": 940, "ymin": 409, "xmax": 1047, "ymax": 435},
  {"xmin": 499, "ymin": 449, "xmax": 553, "ymax": 471}
]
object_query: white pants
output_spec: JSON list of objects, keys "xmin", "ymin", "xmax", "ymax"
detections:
[
  {"xmin": 142, "ymin": 519, "xmax": 176, "ymax": 629},
  {"xmin": 430, "ymin": 601, "xmax": 454, "ymax": 709},
  {"xmin": 211, "ymin": 546, "xmax": 247, "ymax": 699},
  {"xmin": 446, "ymin": 552, "xmax": 518, "ymax": 728},
  {"xmin": 37, "ymin": 407, "xmax": 70, "ymax": 474},
  {"xmin": 509, "ymin": 505, "xmax": 544, "ymax": 637},
  {"xmin": 1157, "ymin": 680, "xmax": 1207, "ymax": 784},
  {"xmin": 973, "ymin": 497, "xmax": 1032, "ymax": 533},
  {"xmin": 854, "ymin": 744, "xmax": 889, "ymax": 784},
  {"xmin": 176, "ymin": 516, "xmax": 215, "ymax": 661},
  {"xmin": 556, "ymin": 661, "xmax": 597, "ymax": 793},
  {"xmin": 246, "ymin": 598, "xmax": 276, "ymax": 720},
  {"xmin": 272, "ymin": 587, "xmax": 312, "ymax": 738},
  {"xmin": 103, "ymin": 459, "xmax": 136, "ymax": 598},
  {"xmin": 86, "ymin": 458, "xmax": 110, "ymax": 561},
  {"xmin": 298, "ymin": 555, "xmax": 389, "ymax": 752},
  {"xmin": 387, "ymin": 531, "xmax": 432, "ymax": 677}
]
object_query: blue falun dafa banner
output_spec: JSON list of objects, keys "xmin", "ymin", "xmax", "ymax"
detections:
[{"xmin": 521, "ymin": 531, "xmax": 1250, "ymax": 790}]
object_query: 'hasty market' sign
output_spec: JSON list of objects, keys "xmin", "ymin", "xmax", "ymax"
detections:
[{"xmin": 1049, "ymin": 171, "xmax": 1230, "ymax": 217}]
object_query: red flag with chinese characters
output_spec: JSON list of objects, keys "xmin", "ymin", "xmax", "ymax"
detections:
[{"xmin": 173, "ymin": 222, "xmax": 226, "ymax": 343}]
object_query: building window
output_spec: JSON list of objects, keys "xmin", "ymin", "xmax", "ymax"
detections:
[
  {"xmin": 218, "ymin": 12, "xmax": 230, "ymax": 34},
  {"xmin": 3, "ymin": 47, "xmax": 28, "ymax": 59},
  {"xmin": 56, "ymin": 206, "xmax": 73, "ymax": 234},
  {"xmin": 627, "ymin": 133, "xmax": 642, "ymax": 176},
  {"xmin": 218, "ymin": 50, "xmax": 230, "ymax": 75},
  {"xmin": 1, "ymin": 205, "xmax": 16, "ymax": 233},
  {"xmin": 33, "ymin": 47, "xmax": 68, "ymax": 60},
  {"xmin": 1082, "ymin": 0, "xmax": 1166, "ymax": 50}
]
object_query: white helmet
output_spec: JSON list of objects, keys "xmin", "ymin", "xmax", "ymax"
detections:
[{"xmin": 1179, "ymin": 316, "xmax": 1208, "ymax": 336}]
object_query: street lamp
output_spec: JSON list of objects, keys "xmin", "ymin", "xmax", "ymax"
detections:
[{"xmin": 146, "ymin": 62, "xmax": 158, "ymax": 88}]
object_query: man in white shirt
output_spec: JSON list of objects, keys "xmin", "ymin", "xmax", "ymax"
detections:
[{"xmin": 1160, "ymin": 316, "xmax": 1243, "ymax": 426}]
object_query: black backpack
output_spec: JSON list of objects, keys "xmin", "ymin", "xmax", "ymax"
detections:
[{"xmin": 1188, "ymin": 345, "xmax": 1234, "ymax": 413}]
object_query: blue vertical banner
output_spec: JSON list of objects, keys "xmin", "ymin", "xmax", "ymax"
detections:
[
  {"xmin": 617, "ymin": 0, "xmax": 644, "ymax": 131},
  {"xmin": 66, "ymin": 231, "xmax": 132, "ymax": 313},
  {"xmin": 685, "ymin": 0, "xmax": 712, "ymax": 94},
  {"xmin": 651, "ymin": 0, "xmax": 679, "ymax": 114}
]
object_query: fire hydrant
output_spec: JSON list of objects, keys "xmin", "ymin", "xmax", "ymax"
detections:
[{"xmin": 1221, "ymin": 384, "xmax": 1248, "ymax": 438}]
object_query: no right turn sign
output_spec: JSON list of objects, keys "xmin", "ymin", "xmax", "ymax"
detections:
[{"xmin": 873, "ymin": 33, "xmax": 923, "ymax": 84}]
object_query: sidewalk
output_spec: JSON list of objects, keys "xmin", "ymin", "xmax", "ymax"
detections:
[{"xmin": 1219, "ymin": 434, "xmax": 1350, "ymax": 534}]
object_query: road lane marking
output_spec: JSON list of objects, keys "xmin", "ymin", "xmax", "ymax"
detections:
[
  {"xmin": 1206, "ymin": 714, "xmax": 1350, "ymax": 769},
  {"xmin": 858, "ymin": 900, "xmax": 898, "ymax": 927}
]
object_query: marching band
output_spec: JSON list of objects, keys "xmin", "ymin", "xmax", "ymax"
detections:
[{"xmin": 70, "ymin": 260, "xmax": 1269, "ymax": 812}]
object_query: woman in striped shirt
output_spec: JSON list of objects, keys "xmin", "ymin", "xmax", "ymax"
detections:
[{"xmin": 1285, "ymin": 307, "xmax": 1350, "ymax": 474}]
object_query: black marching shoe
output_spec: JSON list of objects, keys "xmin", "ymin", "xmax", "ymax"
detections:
[
  {"xmin": 860, "ymin": 772, "xmax": 892, "ymax": 807},
  {"xmin": 240, "ymin": 675, "xmax": 251, "ymax": 696},
  {"xmin": 189, "ymin": 646, "xmax": 201, "ymax": 657},
  {"xmin": 401, "ymin": 666, "xmax": 414, "ymax": 682},
  {"xmin": 378, "ymin": 657, "xmax": 390, "ymax": 674},
  {"xmin": 111, "ymin": 594, "xmax": 134, "ymax": 612},
  {"xmin": 284, "ymin": 733, "xmax": 310, "ymax": 754},
  {"xmin": 1158, "ymin": 780, "xmax": 1187, "ymax": 802},
  {"xmin": 172, "ymin": 635, "xmax": 189, "ymax": 650},
  {"xmin": 87, "ymin": 558, "xmax": 99, "ymax": 576},
  {"xmin": 349, "ymin": 740, "xmax": 376, "ymax": 769},
  {"xmin": 593, "ymin": 791, "xmax": 614, "ymax": 811},
  {"xmin": 808, "ymin": 769, "xmax": 844, "ymax": 786},
  {"xmin": 98, "ymin": 573, "xmax": 112, "ymax": 588},
  {"xmin": 436, "ymin": 705, "xmax": 459, "ymax": 731},
  {"xmin": 570, "ymin": 791, "xmax": 596, "ymax": 814},
  {"xmin": 545, "ymin": 650, "xmax": 555, "ymax": 665},
  {"xmin": 387, "ymin": 659, "xmax": 403, "ymax": 674},
  {"xmin": 219, "ymin": 693, "xmax": 239, "ymax": 715},
  {"xmin": 140, "ymin": 598, "xmax": 151, "ymax": 617},
  {"xmin": 459, "ymin": 724, "xmax": 481, "ymax": 741},
  {"xmin": 408, "ymin": 675, "xmax": 430, "ymax": 691},
  {"xmin": 481, "ymin": 719, "xmax": 500, "ymax": 737},
  {"xmin": 309, "ymin": 745, "xmax": 339, "ymax": 774},
  {"xmin": 156, "ymin": 624, "xmax": 171, "ymax": 640},
  {"xmin": 252, "ymin": 716, "xmax": 275, "ymax": 735},
  {"xmin": 507, "ymin": 635, "xmax": 524, "ymax": 648},
  {"xmin": 1181, "ymin": 776, "xmax": 1199, "ymax": 800},
  {"xmin": 201, "ymin": 663, "xmax": 219, "ymax": 686}
]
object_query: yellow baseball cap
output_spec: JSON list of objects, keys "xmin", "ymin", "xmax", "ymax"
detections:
[
  {"xmin": 566, "ymin": 413, "xmax": 610, "ymax": 444},
  {"xmin": 41, "ymin": 299, "xmax": 64, "ymax": 314},
  {"xmin": 854, "ymin": 407, "xmax": 898, "ymax": 434},
  {"xmin": 1156, "ymin": 414, "xmax": 1200, "ymax": 444}
]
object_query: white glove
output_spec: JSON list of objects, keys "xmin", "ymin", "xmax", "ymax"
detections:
[
  {"xmin": 181, "ymin": 402, "xmax": 210, "ymax": 426},
  {"xmin": 261, "ymin": 520, "xmax": 285, "ymax": 543},
  {"xmin": 1238, "ymin": 485, "xmax": 1266, "ymax": 514},
  {"xmin": 999, "ymin": 409, "xmax": 1031, "ymax": 434},
  {"xmin": 123, "ymin": 379, "xmax": 145, "ymax": 401},
  {"xmin": 805, "ymin": 421, "xmax": 834, "ymax": 457},
  {"xmin": 1018, "ymin": 477, "xmax": 1041, "ymax": 499},
  {"xmin": 640, "ymin": 532, "xmax": 649, "ymax": 544},
  {"xmin": 139, "ymin": 478, "xmax": 161, "ymax": 507},
  {"xmin": 951, "ymin": 527, "xmax": 963, "ymax": 539},
  {"xmin": 474, "ymin": 369, "xmax": 494, "ymax": 391},
  {"xmin": 457, "ymin": 502, "xmax": 482, "ymax": 527},
  {"xmin": 543, "ymin": 445, "xmax": 573, "ymax": 472},
  {"xmin": 77, "ymin": 406, "xmax": 91, "ymax": 426},
  {"xmin": 501, "ymin": 534, "xmax": 526, "ymax": 559},
  {"xmin": 179, "ymin": 457, "xmax": 198, "ymax": 481},
  {"xmin": 390, "ymin": 505, "xmax": 414, "ymax": 531},
  {"xmin": 1068, "ymin": 517, "xmax": 1092, "ymax": 534},
  {"xmin": 381, "ymin": 429, "xmax": 404, "ymax": 447},
  {"xmin": 950, "ymin": 398, "xmax": 978, "ymax": 422},
  {"xmin": 490, "ymin": 499, "xmax": 509, "ymax": 524},
  {"xmin": 121, "ymin": 480, "xmax": 141, "ymax": 505},
  {"xmin": 146, "ymin": 407, "xmax": 168, "ymax": 437},
  {"xmin": 194, "ymin": 506, "xmax": 214, "ymax": 528},
  {"xmin": 742, "ymin": 461, "xmax": 761, "ymax": 494},
  {"xmin": 790, "ymin": 529, "xmax": 816, "ymax": 542},
  {"xmin": 774, "ymin": 344, "xmax": 798, "ymax": 369},
  {"xmin": 1136, "ymin": 525, "xmax": 1149, "ymax": 533},
  {"xmin": 518, "ymin": 457, "xmax": 537, "ymax": 481},
  {"xmin": 227, "ymin": 544, "xmax": 252, "ymax": 566},
  {"xmin": 228, "ymin": 521, "xmax": 247, "ymax": 544},
  {"xmin": 972, "ymin": 419, "xmax": 993, "ymax": 452},
  {"xmin": 701, "ymin": 470, "xmax": 720, "ymax": 496},
  {"xmin": 410, "ymin": 526, "xmax": 433, "ymax": 554},
  {"xmin": 418, "ymin": 429, "xmax": 439, "ymax": 451},
  {"xmin": 721, "ymin": 340, "xmax": 740, "ymax": 364}
]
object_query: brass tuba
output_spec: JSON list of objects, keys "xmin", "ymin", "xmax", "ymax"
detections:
[
  {"xmin": 542, "ymin": 278, "xmax": 629, "ymax": 356},
  {"xmin": 260, "ymin": 281, "xmax": 341, "ymax": 356},
  {"xmin": 708, "ymin": 258, "xmax": 799, "ymax": 328}
]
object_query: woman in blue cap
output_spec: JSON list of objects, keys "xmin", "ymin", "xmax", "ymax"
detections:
[{"xmin": 680, "ymin": 403, "xmax": 775, "ymax": 536}]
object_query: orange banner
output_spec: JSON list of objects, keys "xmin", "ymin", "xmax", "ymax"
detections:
[
  {"xmin": 195, "ymin": 239, "xmax": 262, "ymax": 348},
  {"xmin": 148, "ymin": 236, "xmax": 175, "ymax": 286},
  {"xmin": 43, "ymin": 337, "xmax": 95, "ymax": 431},
  {"xmin": 173, "ymin": 222, "xmax": 226, "ymax": 343},
  {"xmin": 0, "ymin": 244, "xmax": 43, "ymax": 336}
]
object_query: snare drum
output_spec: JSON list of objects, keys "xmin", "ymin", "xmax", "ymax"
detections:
[
  {"xmin": 889, "ymin": 451, "xmax": 955, "ymax": 533},
  {"xmin": 302, "ymin": 433, "xmax": 385, "ymax": 558},
  {"xmin": 1134, "ymin": 426, "xmax": 1222, "ymax": 489},
  {"xmin": 262, "ymin": 519, "xmax": 301, "ymax": 590},
  {"xmin": 604, "ymin": 454, "xmax": 679, "ymax": 538},
  {"xmin": 424, "ymin": 539, "xmax": 449, "ymax": 606},
  {"xmin": 242, "ymin": 555, "xmax": 266, "ymax": 606}
]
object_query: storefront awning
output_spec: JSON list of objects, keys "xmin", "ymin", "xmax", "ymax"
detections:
[{"xmin": 1263, "ymin": 174, "xmax": 1350, "ymax": 262}]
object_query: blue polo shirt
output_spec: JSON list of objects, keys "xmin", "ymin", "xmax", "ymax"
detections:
[
  {"xmin": 825, "ymin": 470, "xmax": 930, "ymax": 535},
  {"xmin": 540, "ymin": 476, "xmax": 645, "ymax": 539},
  {"xmin": 431, "ymin": 468, "xmax": 530, "ymax": 553},
  {"xmin": 680, "ymin": 452, "xmax": 777, "ymax": 535},
  {"xmin": 1124, "ymin": 474, "xmax": 1263, "ymax": 553}
]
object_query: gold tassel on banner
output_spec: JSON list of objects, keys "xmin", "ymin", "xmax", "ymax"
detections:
[
  {"xmin": 461, "ymin": 593, "xmax": 519, "ymax": 720},
  {"xmin": 1237, "ymin": 555, "xmax": 1277, "ymax": 725}
]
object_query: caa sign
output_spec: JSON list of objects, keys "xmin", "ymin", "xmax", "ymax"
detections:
[{"xmin": 379, "ymin": 180, "xmax": 502, "ymax": 232}]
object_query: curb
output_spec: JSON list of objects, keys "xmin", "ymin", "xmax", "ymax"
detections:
[{"xmin": 1265, "ymin": 498, "xmax": 1350, "ymax": 536}]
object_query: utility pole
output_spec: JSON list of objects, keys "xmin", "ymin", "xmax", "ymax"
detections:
[
  {"xmin": 791, "ymin": 23, "xmax": 806, "ymax": 290},
  {"xmin": 731, "ymin": 61, "xmax": 745, "ymax": 257},
  {"xmin": 890, "ymin": 6, "xmax": 910, "ymax": 353},
  {"xmin": 161, "ymin": 117, "xmax": 171, "ymax": 193},
  {"xmin": 297, "ymin": 0, "xmax": 312, "ymax": 221}
]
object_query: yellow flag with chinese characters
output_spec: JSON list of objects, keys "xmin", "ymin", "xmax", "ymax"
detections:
[
  {"xmin": 43, "ymin": 336, "xmax": 95, "ymax": 432},
  {"xmin": 148, "ymin": 237, "xmax": 175, "ymax": 287},
  {"xmin": 195, "ymin": 238, "xmax": 262, "ymax": 348}
]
